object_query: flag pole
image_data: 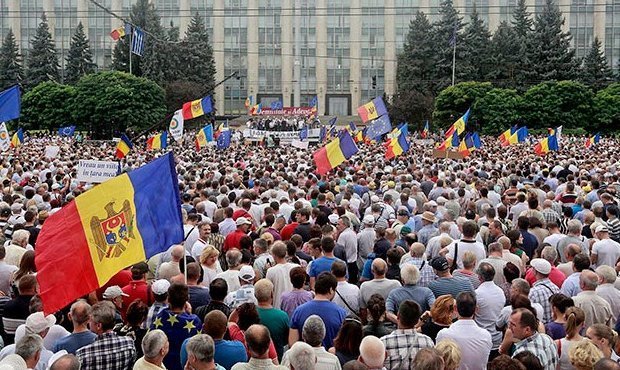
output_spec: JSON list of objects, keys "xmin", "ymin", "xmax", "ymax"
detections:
[
  {"xmin": 129, "ymin": 27, "xmax": 133, "ymax": 75},
  {"xmin": 451, "ymin": 39, "xmax": 456, "ymax": 87}
]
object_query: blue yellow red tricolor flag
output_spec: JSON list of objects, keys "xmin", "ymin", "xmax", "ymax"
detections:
[
  {"xmin": 35, "ymin": 153, "xmax": 184, "ymax": 314},
  {"xmin": 146, "ymin": 131, "xmax": 167, "ymax": 150},
  {"xmin": 182, "ymin": 96, "xmax": 213, "ymax": 120},
  {"xmin": 115, "ymin": 134, "xmax": 132, "ymax": 159},
  {"xmin": 499, "ymin": 125, "xmax": 517, "ymax": 144},
  {"xmin": 585, "ymin": 133, "xmax": 600, "ymax": 149},
  {"xmin": 534, "ymin": 134, "xmax": 559, "ymax": 155},
  {"xmin": 357, "ymin": 97, "xmax": 388, "ymax": 123},
  {"xmin": 421, "ymin": 121, "xmax": 429, "ymax": 139},
  {"xmin": 385, "ymin": 124, "xmax": 409, "ymax": 160},
  {"xmin": 313, "ymin": 130, "xmax": 359, "ymax": 175},
  {"xmin": 445, "ymin": 108, "xmax": 470, "ymax": 138},
  {"xmin": 195, "ymin": 125, "xmax": 214, "ymax": 150},
  {"xmin": 10, "ymin": 128, "xmax": 23, "ymax": 148}
]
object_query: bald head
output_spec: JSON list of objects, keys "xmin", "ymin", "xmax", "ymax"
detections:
[
  {"xmin": 171, "ymin": 245, "xmax": 185, "ymax": 261},
  {"xmin": 359, "ymin": 336, "xmax": 386, "ymax": 368},
  {"xmin": 50, "ymin": 354, "xmax": 80, "ymax": 370},
  {"xmin": 371, "ymin": 259, "xmax": 387, "ymax": 277},
  {"xmin": 580, "ymin": 270, "xmax": 599, "ymax": 291},
  {"xmin": 245, "ymin": 325, "xmax": 271, "ymax": 358}
]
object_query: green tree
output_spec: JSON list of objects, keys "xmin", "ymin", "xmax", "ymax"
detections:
[
  {"xmin": 0, "ymin": 29, "xmax": 24, "ymax": 90},
  {"xmin": 432, "ymin": 81, "xmax": 493, "ymax": 127},
  {"xmin": 488, "ymin": 22, "xmax": 518, "ymax": 88},
  {"xmin": 460, "ymin": 5, "xmax": 492, "ymax": 82},
  {"xmin": 529, "ymin": 0, "xmax": 579, "ymax": 82},
  {"xmin": 21, "ymin": 82, "xmax": 76, "ymax": 130},
  {"xmin": 431, "ymin": 0, "xmax": 463, "ymax": 92},
  {"xmin": 72, "ymin": 71, "xmax": 166, "ymax": 138},
  {"xmin": 473, "ymin": 88, "xmax": 523, "ymax": 135},
  {"xmin": 164, "ymin": 80, "xmax": 204, "ymax": 114},
  {"xmin": 390, "ymin": 90, "xmax": 435, "ymax": 129},
  {"xmin": 580, "ymin": 37, "xmax": 613, "ymax": 91},
  {"xmin": 180, "ymin": 13, "xmax": 216, "ymax": 92},
  {"xmin": 25, "ymin": 13, "xmax": 60, "ymax": 89},
  {"xmin": 396, "ymin": 11, "xmax": 435, "ymax": 93},
  {"xmin": 521, "ymin": 80, "xmax": 593, "ymax": 129},
  {"xmin": 65, "ymin": 22, "xmax": 96, "ymax": 85},
  {"xmin": 511, "ymin": 0, "xmax": 534, "ymax": 89},
  {"xmin": 593, "ymin": 83, "xmax": 620, "ymax": 131}
]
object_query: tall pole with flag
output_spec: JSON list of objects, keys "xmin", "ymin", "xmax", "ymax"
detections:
[{"xmin": 128, "ymin": 24, "xmax": 133, "ymax": 75}]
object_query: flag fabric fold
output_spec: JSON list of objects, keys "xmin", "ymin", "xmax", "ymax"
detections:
[
  {"xmin": 0, "ymin": 86, "xmax": 21, "ymax": 123},
  {"xmin": 35, "ymin": 153, "xmax": 184, "ymax": 314},
  {"xmin": 385, "ymin": 124, "xmax": 409, "ymax": 160},
  {"xmin": 109, "ymin": 26, "xmax": 126, "ymax": 41},
  {"xmin": 585, "ymin": 133, "xmax": 601, "ymax": 148},
  {"xmin": 313, "ymin": 131, "xmax": 359, "ymax": 175},
  {"xmin": 217, "ymin": 129, "xmax": 232, "ymax": 149},
  {"xmin": 182, "ymin": 96, "xmax": 213, "ymax": 120},
  {"xmin": 445, "ymin": 108, "xmax": 470, "ymax": 138},
  {"xmin": 146, "ymin": 131, "xmax": 168, "ymax": 150},
  {"xmin": 299, "ymin": 126, "xmax": 308, "ymax": 141},
  {"xmin": 421, "ymin": 121, "xmax": 429, "ymax": 139},
  {"xmin": 365, "ymin": 115, "xmax": 391, "ymax": 140},
  {"xmin": 195, "ymin": 125, "xmax": 214, "ymax": 150},
  {"xmin": 115, "ymin": 134, "xmax": 132, "ymax": 159},
  {"xmin": 357, "ymin": 97, "xmax": 388, "ymax": 123}
]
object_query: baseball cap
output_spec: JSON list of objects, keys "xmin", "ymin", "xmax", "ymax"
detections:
[
  {"xmin": 363, "ymin": 215, "xmax": 375, "ymax": 225},
  {"xmin": 400, "ymin": 226, "xmax": 412, "ymax": 235},
  {"xmin": 25, "ymin": 312, "xmax": 56, "ymax": 334},
  {"xmin": 235, "ymin": 217, "xmax": 252, "ymax": 226},
  {"xmin": 102, "ymin": 285, "xmax": 129, "ymax": 299},
  {"xmin": 530, "ymin": 258, "xmax": 552, "ymax": 275},
  {"xmin": 595, "ymin": 225, "xmax": 609, "ymax": 233},
  {"xmin": 430, "ymin": 256, "xmax": 449, "ymax": 272},
  {"xmin": 51, "ymin": 183, "xmax": 61, "ymax": 190},
  {"xmin": 151, "ymin": 279, "xmax": 171, "ymax": 295},
  {"xmin": 328, "ymin": 214, "xmax": 339, "ymax": 225},
  {"xmin": 239, "ymin": 265, "xmax": 256, "ymax": 282}
]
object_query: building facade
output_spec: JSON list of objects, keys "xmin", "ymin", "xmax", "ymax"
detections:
[{"xmin": 1, "ymin": 0, "xmax": 619, "ymax": 115}]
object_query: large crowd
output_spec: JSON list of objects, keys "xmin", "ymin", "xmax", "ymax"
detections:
[{"xmin": 0, "ymin": 130, "xmax": 618, "ymax": 370}]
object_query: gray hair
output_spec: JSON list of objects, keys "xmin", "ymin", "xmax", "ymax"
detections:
[
  {"xmin": 410, "ymin": 243, "xmax": 425, "ymax": 257},
  {"xmin": 142, "ymin": 329, "xmax": 168, "ymax": 359},
  {"xmin": 302, "ymin": 315, "xmax": 325, "ymax": 347},
  {"xmin": 567, "ymin": 219, "xmax": 583, "ymax": 235},
  {"xmin": 186, "ymin": 334, "xmax": 215, "ymax": 363},
  {"xmin": 226, "ymin": 249, "xmax": 243, "ymax": 268},
  {"xmin": 401, "ymin": 264, "xmax": 420, "ymax": 285},
  {"xmin": 541, "ymin": 246, "xmax": 558, "ymax": 264},
  {"xmin": 50, "ymin": 354, "xmax": 81, "ymax": 370},
  {"xmin": 512, "ymin": 278, "xmax": 531, "ymax": 295},
  {"xmin": 12, "ymin": 229, "xmax": 29, "ymax": 245},
  {"xmin": 359, "ymin": 335, "xmax": 386, "ymax": 368},
  {"xmin": 340, "ymin": 216, "xmax": 351, "ymax": 228},
  {"xmin": 15, "ymin": 334, "xmax": 43, "ymax": 361},
  {"xmin": 287, "ymin": 342, "xmax": 316, "ymax": 370},
  {"xmin": 488, "ymin": 242, "xmax": 503, "ymax": 254},
  {"xmin": 595, "ymin": 265, "xmax": 617, "ymax": 284},
  {"xmin": 580, "ymin": 271, "xmax": 599, "ymax": 290}
]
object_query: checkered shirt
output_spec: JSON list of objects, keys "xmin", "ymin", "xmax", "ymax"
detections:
[
  {"xmin": 528, "ymin": 278, "xmax": 560, "ymax": 324},
  {"xmin": 542, "ymin": 208, "xmax": 560, "ymax": 226},
  {"xmin": 380, "ymin": 329, "xmax": 434, "ymax": 370},
  {"xmin": 404, "ymin": 257, "xmax": 436, "ymax": 287},
  {"xmin": 76, "ymin": 331, "xmax": 136, "ymax": 370},
  {"xmin": 512, "ymin": 333, "xmax": 558, "ymax": 370},
  {"xmin": 145, "ymin": 302, "xmax": 167, "ymax": 329}
]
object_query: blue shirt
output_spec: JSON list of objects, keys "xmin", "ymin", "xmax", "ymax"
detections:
[
  {"xmin": 181, "ymin": 337, "xmax": 247, "ymax": 370},
  {"xmin": 520, "ymin": 230, "xmax": 539, "ymax": 259},
  {"xmin": 309, "ymin": 256, "xmax": 342, "ymax": 278},
  {"xmin": 361, "ymin": 254, "xmax": 376, "ymax": 280},
  {"xmin": 290, "ymin": 300, "xmax": 346, "ymax": 349},
  {"xmin": 386, "ymin": 285, "xmax": 436, "ymax": 313},
  {"xmin": 188, "ymin": 286, "xmax": 211, "ymax": 309},
  {"xmin": 52, "ymin": 331, "xmax": 97, "ymax": 354}
]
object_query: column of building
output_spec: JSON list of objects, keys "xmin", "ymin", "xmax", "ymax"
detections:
[
  {"xmin": 179, "ymin": 0, "xmax": 191, "ymax": 36},
  {"xmin": 280, "ymin": 0, "xmax": 294, "ymax": 107},
  {"xmin": 77, "ymin": 0, "xmax": 90, "ymax": 35},
  {"xmin": 213, "ymin": 0, "xmax": 225, "ymax": 113},
  {"xmin": 7, "ymin": 0, "xmax": 20, "ymax": 51},
  {"xmin": 247, "ymin": 0, "xmax": 259, "ymax": 107},
  {"xmin": 383, "ymin": 0, "xmax": 396, "ymax": 98},
  {"xmin": 593, "ymin": 0, "xmax": 606, "ymax": 48},
  {"xmin": 316, "ymin": 0, "xmax": 327, "ymax": 114},
  {"xmin": 349, "ymin": 0, "xmax": 362, "ymax": 114}
]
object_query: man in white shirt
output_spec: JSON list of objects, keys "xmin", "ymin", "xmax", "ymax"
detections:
[
  {"xmin": 591, "ymin": 225, "xmax": 620, "ymax": 268},
  {"xmin": 0, "ymin": 245, "xmax": 17, "ymax": 295},
  {"xmin": 191, "ymin": 221, "xmax": 212, "ymax": 261},
  {"xmin": 436, "ymin": 291, "xmax": 492, "ymax": 368},
  {"xmin": 265, "ymin": 242, "xmax": 298, "ymax": 310},
  {"xmin": 595, "ymin": 265, "xmax": 620, "ymax": 320},
  {"xmin": 331, "ymin": 261, "xmax": 360, "ymax": 316},
  {"xmin": 442, "ymin": 221, "xmax": 485, "ymax": 270},
  {"xmin": 474, "ymin": 263, "xmax": 505, "ymax": 358},
  {"xmin": 218, "ymin": 207, "xmax": 236, "ymax": 237},
  {"xmin": 336, "ymin": 216, "xmax": 359, "ymax": 284}
]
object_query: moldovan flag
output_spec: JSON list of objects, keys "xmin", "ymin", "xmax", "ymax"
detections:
[
  {"xmin": 115, "ymin": 134, "xmax": 132, "ymax": 159},
  {"xmin": 585, "ymin": 133, "xmax": 600, "ymax": 149},
  {"xmin": 182, "ymin": 96, "xmax": 213, "ymax": 120},
  {"xmin": 10, "ymin": 128, "xmax": 23, "ymax": 148},
  {"xmin": 35, "ymin": 153, "xmax": 183, "ymax": 314},
  {"xmin": 357, "ymin": 97, "xmax": 388, "ymax": 123},
  {"xmin": 445, "ymin": 108, "xmax": 470, "ymax": 138},
  {"xmin": 146, "ymin": 131, "xmax": 167, "ymax": 150},
  {"xmin": 195, "ymin": 124, "xmax": 214, "ymax": 150},
  {"xmin": 313, "ymin": 130, "xmax": 359, "ymax": 175},
  {"xmin": 109, "ymin": 26, "xmax": 126, "ymax": 41},
  {"xmin": 385, "ymin": 124, "xmax": 409, "ymax": 160}
]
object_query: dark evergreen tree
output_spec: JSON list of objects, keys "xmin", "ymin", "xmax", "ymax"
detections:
[
  {"xmin": 529, "ymin": 0, "xmax": 579, "ymax": 82},
  {"xmin": 430, "ymin": 0, "xmax": 463, "ymax": 92},
  {"xmin": 180, "ymin": 13, "xmax": 216, "ymax": 93},
  {"xmin": 396, "ymin": 11, "xmax": 435, "ymax": 93},
  {"xmin": 25, "ymin": 13, "xmax": 60, "ymax": 88},
  {"xmin": 65, "ymin": 22, "xmax": 96, "ymax": 84},
  {"xmin": 511, "ymin": 0, "xmax": 534, "ymax": 89},
  {"xmin": 489, "ymin": 21, "xmax": 519, "ymax": 88},
  {"xmin": 0, "ymin": 29, "xmax": 24, "ymax": 90},
  {"xmin": 460, "ymin": 5, "xmax": 492, "ymax": 82},
  {"xmin": 580, "ymin": 37, "xmax": 613, "ymax": 90}
]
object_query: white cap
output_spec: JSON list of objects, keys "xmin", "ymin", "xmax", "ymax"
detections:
[
  {"xmin": 595, "ymin": 225, "xmax": 609, "ymax": 234},
  {"xmin": 151, "ymin": 279, "xmax": 171, "ymax": 295},
  {"xmin": 328, "ymin": 214, "xmax": 339, "ymax": 225},
  {"xmin": 102, "ymin": 285, "xmax": 129, "ymax": 299},
  {"xmin": 362, "ymin": 215, "xmax": 375, "ymax": 225},
  {"xmin": 530, "ymin": 258, "xmax": 552, "ymax": 275},
  {"xmin": 235, "ymin": 217, "xmax": 252, "ymax": 226},
  {"xmin": 239, "ymin": 265, "xmax": 256, "ymax": 282},
  {"xmin": 25, "ymin": 312, "xmax": 56, "ymax": 334}
]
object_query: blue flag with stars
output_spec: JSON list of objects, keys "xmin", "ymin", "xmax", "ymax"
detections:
[
  {"xmin": 366, "ymin": 115, "xmax": 391, "ymax": 140},
  {"xmin": 151, "ymin": 309, "xmax": 202, "ymax": 370},
  {"xmin": 217, "ymin": 129, "xmax": 232, "ymax": 149}
]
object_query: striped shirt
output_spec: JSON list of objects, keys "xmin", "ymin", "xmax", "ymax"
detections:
[
  {"xmin": 607, "ymin": 217, "xmax": 620, "ymax": 242},
  {"xmin": 428, "ymin": 276, "xmax": 475, "ymax": 298}
]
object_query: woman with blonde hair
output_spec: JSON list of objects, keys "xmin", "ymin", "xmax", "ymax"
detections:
[
  {"xmin": 569, "ymin": 339, "xmax": 604, "ymax": 370},
  {"xmin": 435, "ymin": 339, "xmax": 462, "ymax": 370},
  {"xmin": 586, "ymin": 324, "xmax": 620, "ymax": 361},
  {"xmin": 199, "ymin": 245, "xmax": 222, "ymax": 286},
  {"xmin": 556, "ymin": 306, "xmax": 586, "ymax": 370},
  {"xmin": 260, "ymin": 232, "xmax": 275, "ymax": 247},
  {"xmin": 419, "ymin": 295, "xmax": 455, "ymax": 342}
]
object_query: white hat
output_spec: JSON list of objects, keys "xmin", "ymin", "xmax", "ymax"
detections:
[
  {"xmin": 362, "ymin": 215, "xmax": 375, "ymax": 225},
  {"xmin": 51, "ymin": 183, "xmax": 61, "ymax": 190},
  {"xmin": 0, "ymin": 354, "xmax": 27, "ymax": 370},
  {"xmin": 530, "ymin": 258, "xmax": 552, "ymax": 275},
  {"xmin": 239, "ymin": 265, "xmax": 256, "ymax": 282},
  {"xmin": 102, "ymin": 285, "xmax": 129, "ymax": 299},
  {"xmin": 328, "ymin": 214, "xmax": 339, "ymax": 225},
  {"xmin": 235, "ymin": 217, "xmax": 252, "ymax": 226},
  {"xmin": 25, "ymin": 312, "xmax": 56, "ymax": 334},
  {"xmin": 595, "ymin": 225, "xmax": 609, "ymax": 234},
  {"xmin": 370, "ymin": 195, "xmax": 380, "ymax": 203},
  {"xmin": 151, "ymin": 279, "xmax": 171, "ymax": 295},
  {"xmin": 47, "ymin": 350, "xmax": 68, "ymax": 369}
]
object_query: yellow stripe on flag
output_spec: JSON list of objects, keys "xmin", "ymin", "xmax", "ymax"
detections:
[
  {"xmin": 190, "ymin": 99, "xmax": 204, "ymax": 118},
  {"xmin": 326, "ymin": 138, "xmax": 346, "ymax": 168}
]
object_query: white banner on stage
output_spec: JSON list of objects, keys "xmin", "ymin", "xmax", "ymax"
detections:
[{"xmin": 242, "ymin": 128, "xmax": 321, "ymax": 140}]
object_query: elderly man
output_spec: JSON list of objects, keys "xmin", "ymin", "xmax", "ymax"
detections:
[
  {"xmin": 225, "ymin": 265, "xmax": 258, "ymax": 309},
  {"xmin": 572, "ymin": 270, "xmax": 615, "ymax": 329},
  {"xmin": 525, "ymin": 246, "xmax": 565, "ymax": 288},
  {"xmin": 283, "ymin": 342, "xmax": 316, "ymax": 370},
  {"xmin": 595, "ymin": 265, "xmax": 620, "ymax": 319},
  {"xmin": 425, "ymin": 223, "xmax": 453, "ymax": 259},
  {"xmin": 217, "ymin": 249, "xmax": 244, "ymax": 292},
  {"xmin": 479, "ymin": 242, "xmax": 508, "ymax": 286},
  {"xmin": 50, "ymin": 354, "xmax": 81, "ymax": 370},
  {"xmin": 557, "ymin": 243, "xmax": 582, "ymax": 278},
  {"xmin": 157, "ymin": 245, "xmax": 183, "ymax": 281},
  {"xmin": 223, "ymin": 217, "xmax": 252, "ymax": 252},
  {"xmin": 556, "ymin": 219, "xmax": 589, "ymax": 262},
  {"xmin": 417, "ymin": 211, "xmax": 438, "ymax": 247},
  {"xmin": 359, "ymin": 259, "xmax": 401, "ymax": 320},
  {"xmin": 357, "ymin": 215, "xmax": 376, "ymax": 269},
  {"xmin": 474, "ymin": 263, "xmax": 505, "ymax": 359},
  {"xmin": 185, "ymin": 334, "xmax": 222, "ymax": 370},
  {"xmin": 15, "ymin": 334, "xmax": 44, "ymax": 370},
  {"xmin": 232, "ymin": 325, "xmax": 287, "ymax": 370},
  {"xmin": 510, "ymin": 308, "xmax": 558, "ymax": 370},
  {"xmin": 5, "ymin": 229, "xmax": 29, "ymax": 267},
  {"xmin": 133, "ymin": 329, "xmax": 168, "ymax": 370},
  {"xmin": 282, "ymin": 315, "xmax": 340, "ymax": 370},
  {"xmin": 76, "ymin": 301, "xmax": 136, "ymax": 370},
  {"xmin": 255, "ymin": 279, "xmax": 289, "ymax": 361},
  {"xmin": 528, "ymin": 258, "xmax": 560, "ymax": 324},
  {"xmin": 428, "ymin": 256, "xmax": 474, "ymax": 298},
  {"xmin": 336, "ymin": 215, "xmax": 359, "ymax": 284},
  {"xmin": 52, "ymin": 300, "xmax": 97, "ymax": 354},
  {"xmin": 380, "ymin": 300, "xmax": 433, "ymax": 370},
  {"xmin": 399, "ymin": 242, "xmax": 436, "ymax": 287},
  {"xmin": 358, "ymin": 336, "xmax": 386, "ymax": 370},
  {"xmin": 498, "ymin": 236, "xmax": 525, "ymax": 276},
  {"xmin": 385, "ymin": 264, "xmax": 435, "ymax": 324}
]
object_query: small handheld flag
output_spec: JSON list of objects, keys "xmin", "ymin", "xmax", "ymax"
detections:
[
  {"xmin": 115, "ymin": 134, "xmax": 132, "ymax": 159},
  {"xmin": 10, "ymin": 128, "xmax": 23, "ymax": 148},
  {"xmin": 146, "ymin": 131, "xmax": 168, "ymax": 150}
]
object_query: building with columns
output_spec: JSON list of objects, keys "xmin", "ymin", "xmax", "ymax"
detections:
[{"xmin": 1, "ymin": 0, "xmax": 619, "ymax": 116}]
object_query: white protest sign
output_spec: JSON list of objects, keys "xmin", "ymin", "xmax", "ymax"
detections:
[
  {"xmin": 44, "ymin": 146, "xmax": 60, "ymax": 159},
  {"xmin": 290, "ymin": 139, "xmax": 309, "ymax": 149},
  {"xmin": 77, "ymin": 160, "xmax": 120, "ymax": 183}
]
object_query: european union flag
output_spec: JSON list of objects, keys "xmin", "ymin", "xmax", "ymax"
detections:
[
  {"xmin": 366, "ymin": 115, "xmax": 391, "ymax": 140},
  {"xmin": 217, "ymin": 130, "xmax": 231, "ymax": 149},
  {"xmin": 58, "ymin": 125, "xmax": 76, "ymax": 137},
  {"xmin": 299, "ymin": 126, "xmax": 308, "ymax": 141},
  {"xmin": 0, "ymin": 86, "xmax": 21, "ymax": 123},
  {"xmin": 270, "ymin": 100, "xmax": 283, "ymax": 110},
  {"xmin": 309, "ymin": 95, "xmax": 318, "ymax": 107}
]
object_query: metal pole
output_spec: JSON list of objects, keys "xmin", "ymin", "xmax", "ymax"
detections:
[
  {"xmin": 129, "ymin": 27, "xmax": 133, "ymax": 75},
  {"xmin": 293, "ymin": 0, "xmax": 301, "ymax": 107},
  {"xmin": 451, "ymin": 40, "xmax": 456, "ymax": 87}
]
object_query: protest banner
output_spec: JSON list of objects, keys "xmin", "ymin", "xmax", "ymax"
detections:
[{"xmin": 77, "ymin": 160, "xmax": 120, "ymax": 183}]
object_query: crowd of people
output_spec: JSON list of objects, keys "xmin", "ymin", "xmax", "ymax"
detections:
[
  {"xmin": 0, "ymin": 130, "xmax": 617, "ymax": 370},
  {"xmin": 246, "ymin": 117, "xmax": 321, "ymax": 131}
]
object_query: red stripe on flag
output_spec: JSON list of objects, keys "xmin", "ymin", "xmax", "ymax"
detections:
[
  {"xmin": 313, "ymin": 147, "xmax": 332, "ymax": 175},
  {"xmin": 182, "ymin": 102, "xmax": 193, "ymax": 120}
]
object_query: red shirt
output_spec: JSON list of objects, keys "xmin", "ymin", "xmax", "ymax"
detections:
[
  {"xmin": 280, "ymin": 222, "xmax": 299, "ymax": 241},
  {"xmin": 96, "ymin": 269, "xmax": 132, "ymax": 300},
  {"xmin": 121, "ymin": 280, "xmax": 153, "ymax": 310},
  {"xmin": 525, "ymin": 266, "xmax": 566, "ymax": 288},
  {"xmin": 223, "ymin": 229, "xmax": 247, "ymax": 252}
]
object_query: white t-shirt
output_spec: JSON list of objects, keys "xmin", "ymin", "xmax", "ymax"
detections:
[
  {"xmin": 592, "ymin": 238, "xmax": 620, "ymax": 268},
  {"xmin": 266, "ymin": 262, "xmax": 299, "ymax": 310},
  {"xmin": 446, "ymin": 239, "xmax": 486, "ymax": 269}
]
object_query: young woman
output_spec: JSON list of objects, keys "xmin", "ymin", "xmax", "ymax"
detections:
[
  {"xmin": 546, "ymin": 293, "xmax": 574, "ymax": 340},
  {"xmin": 555, "ymin": 306, "xmax": 586, "ymax": 370}
]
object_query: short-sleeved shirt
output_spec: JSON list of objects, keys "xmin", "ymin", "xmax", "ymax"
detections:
[
  {"xmin": 257, "ymin": 307, "xmax": 290, "ymax": 359},
  {"xmin": 428, "ymin": 276, "xmax": 475, "ymax": 298},
  {"xmin": 308, "ymin": 256, "xmax": 343, "ymax": 278},
  {"xmin": 359, "ymin": 278, "xmax": 402, "ymax": 309},
  {"xmin": 592, "ymin": 238, "xmax": 620, "ymax": 267},
  {"xmin": 290, "ymin": 300, "xmax": 346, "ymax": 349},
  {"xmin": 445, "ymin": 239, "xmax": 486, "ymax": 269},
  {"xmin": 52, "ymin": 331, "xmax": 98, "ymax": 354},
  {"xmin": 224, "ymin": 284, "xmax": 258, "ymax": 309}
]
